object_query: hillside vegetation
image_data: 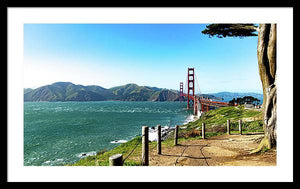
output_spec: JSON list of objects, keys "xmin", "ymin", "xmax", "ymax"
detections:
[
  {"xmin": 69, "ymin": 105, "xmax": 263, "ymax": 166},
  {"xmin": 182, "ymin": 106, "xmax": 263, "ymax": 133},
  {"xmin": 24, "ymin": 82, "xmax": 180, "ymax": 102},
  {"xmin": 24, "ymin": 82, "xmax": 263, "ymax": 103}
]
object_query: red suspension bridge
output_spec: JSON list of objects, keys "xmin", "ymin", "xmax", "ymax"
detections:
[{"xmin": 179, "ymin": 67, "xmax": 233, "ymax": 116}]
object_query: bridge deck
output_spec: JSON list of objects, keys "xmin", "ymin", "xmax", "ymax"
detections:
[{"xmin": 182, "ymin": 94, "xmax": 229, "ymax": 108}]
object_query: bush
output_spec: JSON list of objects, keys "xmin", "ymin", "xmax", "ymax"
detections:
[
  {"xmin": 244, "ymin": 120, "xmax": 263, "ymax": 132},
  {"xmin": 183, "ymin": 129, "xmax": 201, "ymax": 138}
]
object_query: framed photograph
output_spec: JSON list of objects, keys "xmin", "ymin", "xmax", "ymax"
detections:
[{"xmin": 6, "ymin": 5, "xmax": 293, "ymax": 182}]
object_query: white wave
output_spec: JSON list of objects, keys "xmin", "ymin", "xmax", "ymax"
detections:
[
  {"xmin": 148, "ymin": 126, "xmax": 174, "ymax": 142},
  {"xmin": 77, "ymin": 151, "xmax": 97, "ymax": 158},
  {"xmin": 41, "ymin": 158, "xmax": 65, "ymax": 166},
  {"xmin": 110, "ymin": 140, "xmax": 128, "ymax": 144},
  {"xmin": 183, "ymin": 114, "xmax": 196, "ymax": 125}
]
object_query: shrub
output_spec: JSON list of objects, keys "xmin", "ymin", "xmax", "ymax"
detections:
[{"xmin": 183, "ymin": 129, "xmax": 201, "ymax": 138}]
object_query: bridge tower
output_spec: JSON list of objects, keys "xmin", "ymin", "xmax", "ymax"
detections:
[
  {"xmin": 194, "ymin": 97, "xmax": 198, "ymax": 115},
  {"xmin": 179, "ymin": 82, "xmax": 184, "ymax": 102},
  {"xmin": 187, "ymin": 67, "xmax": 195, "ymax": 109}
]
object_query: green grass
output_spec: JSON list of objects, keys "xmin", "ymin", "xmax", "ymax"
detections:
[
  {"xmin": 69, "ymin": 105, "xmax": 264, "ymax": 166},
  {"xmin": 181, "ymin": 105, "xmax": 262, "ymax": 131},
  {"xmin": 69, "ymin": 136, "xmax": 142, "ymax": 166}
]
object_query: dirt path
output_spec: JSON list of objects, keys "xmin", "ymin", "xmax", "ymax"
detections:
[{"xmin": 149, "ymin": 133, "xmax": 276, "ymax": 166}]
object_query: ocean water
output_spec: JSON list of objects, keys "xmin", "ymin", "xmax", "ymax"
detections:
[{"xmin": 24, "ymin": 101, "xmax": 191, "ymax": 166}]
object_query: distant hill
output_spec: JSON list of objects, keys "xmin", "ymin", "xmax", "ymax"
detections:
[
  {"xmin": 108, "ymin": 83, "xmax": 179, "ymax": 101},
  {"xmin": 210, "ymin": 92, "xmax": 264, "ymax": 104},
  {"xmin": 24, "ymin": 82, "xmax": 263, "ymax": 103},
  {"xmin": 196, "ymin": 93, "xmax": 223, "ymax": 101},
  {"xmin": 109, "ymin": 83, "xmax": 159, "ymax": 101},
  {"xmin": 24, "ymin": 88, "xmax": 33, "ymax": 94},
  {"xmin": 24, "ymin": 82, "xmax": 114, "ymax": 102},
  {"xmin": 24, "ymin": 82, "xmax": 181, "ymax": 102}
]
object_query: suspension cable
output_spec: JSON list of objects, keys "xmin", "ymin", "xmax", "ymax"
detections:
[
  {"xmin": 195, "ymin": 72, "xmax": 202, "ymax": 96},
  {"xmin": 184, "ymin": 73, "xmax": 188, "ymax": 95}
]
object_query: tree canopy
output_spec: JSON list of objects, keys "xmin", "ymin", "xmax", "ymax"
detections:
[{"xmin": 201, "ymin": 24, "xmax": 258, "ymax": 38}]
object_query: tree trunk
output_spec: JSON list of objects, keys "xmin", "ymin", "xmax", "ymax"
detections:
[{"xmin": 252, "ymin": 24, "xmax": 277, "ymax": 153}]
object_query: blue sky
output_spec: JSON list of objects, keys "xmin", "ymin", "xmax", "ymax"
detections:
[{"xmin": 24, "ymin": 24, "xmax": 262, "ymax": 94}]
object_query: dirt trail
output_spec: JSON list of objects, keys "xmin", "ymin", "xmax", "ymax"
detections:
[{"xmin": 149, "ymin": 133, "xmax": 276, "ymax": 166}]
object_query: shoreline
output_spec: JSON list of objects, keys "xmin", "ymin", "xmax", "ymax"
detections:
[
  {"xmin": 148, "ymin": 113, "xmax": 200, "ymax": 142},
  {"xmin": 70, "ymin": 106, "xmax": 266, "ymax": 166},
  {"xmin": 74, "ymin": 113, "xmax": 200, "ymax": 164}
]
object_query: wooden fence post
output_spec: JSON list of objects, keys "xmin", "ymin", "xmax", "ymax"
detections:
[
  {"xmin": 227, "ymin": 119, "xmax": 231, "ymax": 135},
  {"xmin": 157, "ymin": 125, "xmax": 161, "ymax": 154},
  {"xmin": 202, "ymin": 123, "xmax": 206, "ymax": 139},
  {"xmin": 174, "ymin": 125, "xmax": 179, "ymax": 146},
  {"xmin": 109, "ymin": 154, "xmax": 123, "ymax": 166},
  {"xmin": 142, "ymin": 126, "xmax": 149, "ymax": 166},
  {"xmin": 239, "ymin": 120, "xmax": 242, "ymax": 135}
]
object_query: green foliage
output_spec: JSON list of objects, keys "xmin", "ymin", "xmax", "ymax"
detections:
[
  {"xmin": 180, "ymin": 106, "xmax": 263, "ymax": 133},
  {"xmin": 69, "ymin": 136, "xmax": 144, "ymax": 166},
  {"xmin": 202, "ymin": 24, "xmax": 258, "ymax": 38},
  {"xmin": 261, "ymin": 146, "xmax": 269, "ymax": 153}
]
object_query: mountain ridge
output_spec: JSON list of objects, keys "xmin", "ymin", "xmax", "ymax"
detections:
[
  {"xmin": 24, "ymin": 82, "xmax": 263, "ymax": 103},
  {"xmin": 210, "ymin": 91, "xmax": 263, "ymax": 103},
  {"xmin": 24, "ymin": 82, "xmax": 181, "ymax": 102}
]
